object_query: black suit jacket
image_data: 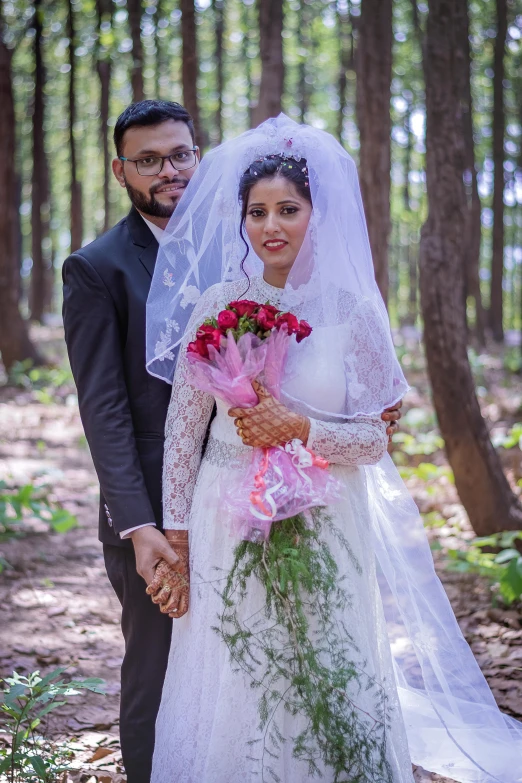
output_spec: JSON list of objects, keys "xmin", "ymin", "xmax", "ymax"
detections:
[{"xmin": 62, "ymin": 207, "xmax": 172, "ymax": 547}]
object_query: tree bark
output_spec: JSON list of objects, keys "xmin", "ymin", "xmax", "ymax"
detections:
[
  {"xmin": 241, "ymin": 2, "xmax": 253, "ymax": 128},
  {"xmin": 30, "ymin": 0, "xmax": 52, "ymax": 322},
  {"xmin": 336, "ymin": 0, "xmax": 353, "ymax": 143},
  {"xmin": 67, "ymin": 0, "xmax": 83, "ymax": 252},
  {"xmin": 96, "ymin": 0, "xmax": 112, "ymax": 234},
  {"xmin": 0, "ymin": 30, "xmax": 41, "ymax": 371},
  {"xmin": 251, "ymin": 0, "xmax": 284, "ymax": 126},
  {"xmin": 180, "ymin": 0, "xmax": 205, "ymax": 145},
  {"xmin": 490, "ymin": 0, "xmax": 507, "ymax": 342},
  {"xmin": 355, "ymin": 0, "xmax": 393, "ymax": 304},
  {"xmin": 419, "ymin": 0, "xmax": 522, "ymax": 536},
  {"xmin": 212, "ymin": 0, "xmax": 224, "ymax": 143},
  {"xmin": 127, "ymin": 0, "xmax": 144, "ymax": 102},
  {"xmin": 454, "ymin": 0, "xmax": 486, "ymax": 345}
]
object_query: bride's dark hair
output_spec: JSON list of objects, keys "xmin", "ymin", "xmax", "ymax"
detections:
[{"xmin": 237, "ymin": 155, "xmax": 312, "ymax": 292}]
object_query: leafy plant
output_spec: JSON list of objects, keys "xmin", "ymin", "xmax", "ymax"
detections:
[
  {"xmin": 7, "ymin": 362, "xmax": 74, "ymax": 404},
  {"xmin": 445, "ymin": 531, "xmax": 522, "ymax": 605},
  {"xmin": 215, "ymin": 511, "xmax": 393, "ymax": 782},
  {"xmin": 392, "ymin": 430, "xmax": 444, "ymax": 456},
  {"xmin": 491, "ymin": 423, "xmax": 522, "ymax": 451},
  {"xmin": 0, "ymin": 481, "xmax": 77, "ymax": 543},
  {"xmin": 0, "ymin": 668, "xmax": 105, "ymax": 782}
]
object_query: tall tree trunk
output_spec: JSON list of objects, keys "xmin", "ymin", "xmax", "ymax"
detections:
[
  {"xmin": 455, "ymin": 0, "xmax": 486, "ymax": 345},
  {"xmin": 241, "ymin": 1, "xmax": 253, "ymax": 128},
  {"xmin": 67, "ymin": 0, "xmax": 83, "ymax": 252},
  {"xmin": 30, "ymin": 0, "xmax": 52, "ymax": 322},
  {"xmin": 336, "ymin": 0, "xmax": 353, "ymax": 143},
  {"xmin": 127, "ymin": 0, "xmax": 144, "ymax": 102},
  {"xmin": 96, "ymin": 0, "xmax": 112, "ymax": 234},
  {"xmin": 0, "ymin": 30, "xmax": 41, "ymax": 371},
  {"xmin": 490, "ymin": 0, "xmax": 507, "ymax": 342},
  {"xmin": 180, "ymin": 0, "xmax": 205, "ymax": 145},
  {"xmin": 212, "ymin": 0, "xmax": 224, "ymax": 143},
  {"xmin": 297, "ymin": 0, "xmax": 310, "ymax": 123},
  {"xmin": 419, "ymin": 0, "xmax": 522, "ymax": 536},
  {"xmin": 251, "ymin": 0, "xmax": 284, "ymax": 126},
  {"xmin": 355, "ymin": 0, "xmax": 393, "ymax": 304},
  {"xmin": 154, "ymin": 0, "xmax": 162, "ymax": 98}
]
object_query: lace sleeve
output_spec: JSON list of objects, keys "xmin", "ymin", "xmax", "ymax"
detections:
[
  {"xmin": 162, "ymin": 288, "xmax": 221, "ymax": 530},
  {"xmin": 307, "ymin": 416, "xmax": 388, "ymax": 466}
]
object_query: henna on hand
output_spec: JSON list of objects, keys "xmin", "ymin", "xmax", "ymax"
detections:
[
  {"xmin": 146, "ymin": 530, "xmax": 190, "ymax": 619},
  {"xmin": 229, "ymin": 381, "xmax": 310, "ymax": 448}
]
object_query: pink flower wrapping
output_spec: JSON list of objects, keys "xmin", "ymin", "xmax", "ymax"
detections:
[{"xmin": 186, "ymin": 304, "xmax": 340, "ymax": 540}]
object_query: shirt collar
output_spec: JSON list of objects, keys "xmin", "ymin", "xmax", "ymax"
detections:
[{"xmin": 139, "ymin": 214, "xmax": 165, "ymax": 244}]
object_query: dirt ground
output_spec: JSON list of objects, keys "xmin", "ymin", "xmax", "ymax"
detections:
[{"xmin": 0, "ymin": 326, "xmax": 521, "ymax": 782}]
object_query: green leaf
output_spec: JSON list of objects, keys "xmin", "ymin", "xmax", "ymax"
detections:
[
  {"xmin": 499, "ymin": 557, "xmax": 522, "ymax": 605},
  {"xmin": 494, "ymin": 549, "xmax": 519, "ymax": 565},
  {"xmin": 30, "ymin": 754, "xmax": 48, "ymax": 778},
  {"xmin": 49, "ymin": 509, "xmax": 77, "ymax": 534},
  {"xmin": 4, "ymin": 682, "xmax": 27, "ymax": 705},
  {"xmin": 0, "ymin": 756, "xmax": 12, "ymax": 773},
  {"xmin": 34, "ymin": 700, "xmax": 66, "ymax": 721}
]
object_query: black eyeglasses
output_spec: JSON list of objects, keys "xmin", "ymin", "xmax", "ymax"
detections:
[{"xmin": 119, "ymin": 147, "xmax": 199, "ymax": 176}]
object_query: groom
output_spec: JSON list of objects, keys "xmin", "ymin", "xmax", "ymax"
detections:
[{"xmin": 63, "ymin": 99, "xmax": 402, "ymax": 783}]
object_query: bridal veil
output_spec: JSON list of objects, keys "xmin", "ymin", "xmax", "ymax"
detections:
[{"xmin": 146, "ymin": 114, "xmax": 522, "ymax": 782}]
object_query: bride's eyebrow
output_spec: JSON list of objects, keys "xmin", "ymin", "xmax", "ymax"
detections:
[{"xmin": 248, "ymin": 200, "xmax": 300, "ymax": 207}]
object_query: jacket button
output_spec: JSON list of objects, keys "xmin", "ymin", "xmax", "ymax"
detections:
[{"xmin": 104, "ymin": 504, "xmax": 113, "ymax": 527}]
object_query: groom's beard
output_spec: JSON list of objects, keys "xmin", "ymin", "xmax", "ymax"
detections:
[{"xmin": 124, "ymin": 176, "xmax": 189, "ymax": 219}]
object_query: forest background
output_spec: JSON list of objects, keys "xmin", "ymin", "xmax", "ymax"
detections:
[{"xmin": 1, "ymin": 0, "xmax": 522, "ymax": 780}]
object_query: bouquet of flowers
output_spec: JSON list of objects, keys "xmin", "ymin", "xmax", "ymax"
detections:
[{"xmin": 186, "ymin": 299, "xmax": 341, "ymax": 541}]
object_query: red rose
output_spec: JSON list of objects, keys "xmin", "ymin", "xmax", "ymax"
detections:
[
  {"xmin": 296, "ymin": 320, "xmax": 312, "ymax": 343},
  {"xmin": 260, "ymin": 304, "xmax": 280, "ymax": 317},
  {"xmin": 187, "ymin": 340, "xmax": 200, "ymax": 355},
  {"xmin": 217, "ymin": 309, "xmax": 239, "ymax": 331},
  {"xmin": 228, "ymin": 300, "xmax": 258, "ymax": 318},
  {"xmin": 256, "ymin": 306, "xmax": 277, "ymax": 331},
  {"xmin": 192, "ymin": 326, "xmax": 222, "ymax": 358},
  {"xmin": 275, "ymin": 312, "xmax": 300, "ymax": 335},
  {"xmin": 197, "ymin": 324, "xmax": 216, "ymax": 337}
]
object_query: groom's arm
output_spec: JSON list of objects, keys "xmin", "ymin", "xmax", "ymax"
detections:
[{"xmin": 62, "ymin": 252, "xmax": 157, "ymax": 536}]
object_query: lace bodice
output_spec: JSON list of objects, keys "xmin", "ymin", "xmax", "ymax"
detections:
[{"xmin": 162, "ymin": 277, "xmax": 388, "ymax": 529}]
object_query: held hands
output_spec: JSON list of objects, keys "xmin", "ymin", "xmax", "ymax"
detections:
[
  {"xmin": 229, "ymin": 381, "xmax": 310, "ymax": 448},
  {"xmin": 145, "ymin": 530, "xmax": 190, "ymax": 619}
]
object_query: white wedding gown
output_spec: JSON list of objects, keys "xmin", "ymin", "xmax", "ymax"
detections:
[{"xmin": 151, "ymin": 277, "xmax": 414, "ymax": 783}]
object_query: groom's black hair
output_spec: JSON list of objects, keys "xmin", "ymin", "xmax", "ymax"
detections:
[{"xmin": 114, "ymin": 100, "xmax": 195, "ymax": 156}]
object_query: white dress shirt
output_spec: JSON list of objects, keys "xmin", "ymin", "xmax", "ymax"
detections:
[{"xmin": 120, "ymin": 214, "xmax": 165, "ymax": 539}]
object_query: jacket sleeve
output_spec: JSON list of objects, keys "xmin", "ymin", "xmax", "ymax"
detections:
[{"xmin": 62, "ymin": 252, "xmax": 157, "ymax": 534}]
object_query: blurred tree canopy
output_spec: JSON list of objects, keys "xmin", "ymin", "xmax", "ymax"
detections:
[{"xmin": 0, "ymin": 0, "xmax": 520, "ymax": 336}]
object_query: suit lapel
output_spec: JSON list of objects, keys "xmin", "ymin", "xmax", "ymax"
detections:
[
  {"xmin": 138, "ymin": 241, "xmax": 159, "ymax": 279},
  {"xmin": 126, "ymin": 207, "xmax": 159, "ymax": 279}
]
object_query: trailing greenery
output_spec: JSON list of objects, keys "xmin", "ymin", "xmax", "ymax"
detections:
[
  {"xmin": 0, "ymin": 667, "xmax": 105, "ymax": 782},
  {"xmin": 0, "ymin": 480, "xmax": 77, "ymax": 551},
  {"xmin": 215, "ymin": 511, "xmax": 393, "ymax": 783}
]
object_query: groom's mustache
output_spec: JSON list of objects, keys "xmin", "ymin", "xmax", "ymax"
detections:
[{"xmin": 150, "ymin": 177, "xmax": 189, "ymax": 196}]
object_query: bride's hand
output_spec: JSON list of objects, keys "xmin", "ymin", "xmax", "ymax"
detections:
[
  {"xmin": 228, "ymin": 381, "xmax": 310, "ymax": 448},
  {"xmin": 146, "ymin": 530, "xmax": 190, "ymax": 619}
]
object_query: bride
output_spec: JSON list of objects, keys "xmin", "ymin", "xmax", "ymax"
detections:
[{"xmin": 145, "ymin": 116, "xmax": 522, "ymax": 783}]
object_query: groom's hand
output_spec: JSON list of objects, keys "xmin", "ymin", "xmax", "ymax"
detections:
[
  {"xmin": 131, "ymin": 526, "xmax": 181, "ymax": 585},
  {"xmin": 381, "ymin": 399, "xmax": 403, "ymax": 442},
  {"xmin": 146, "ymin": 530, "xmax": 190, "ymax": 619}
]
